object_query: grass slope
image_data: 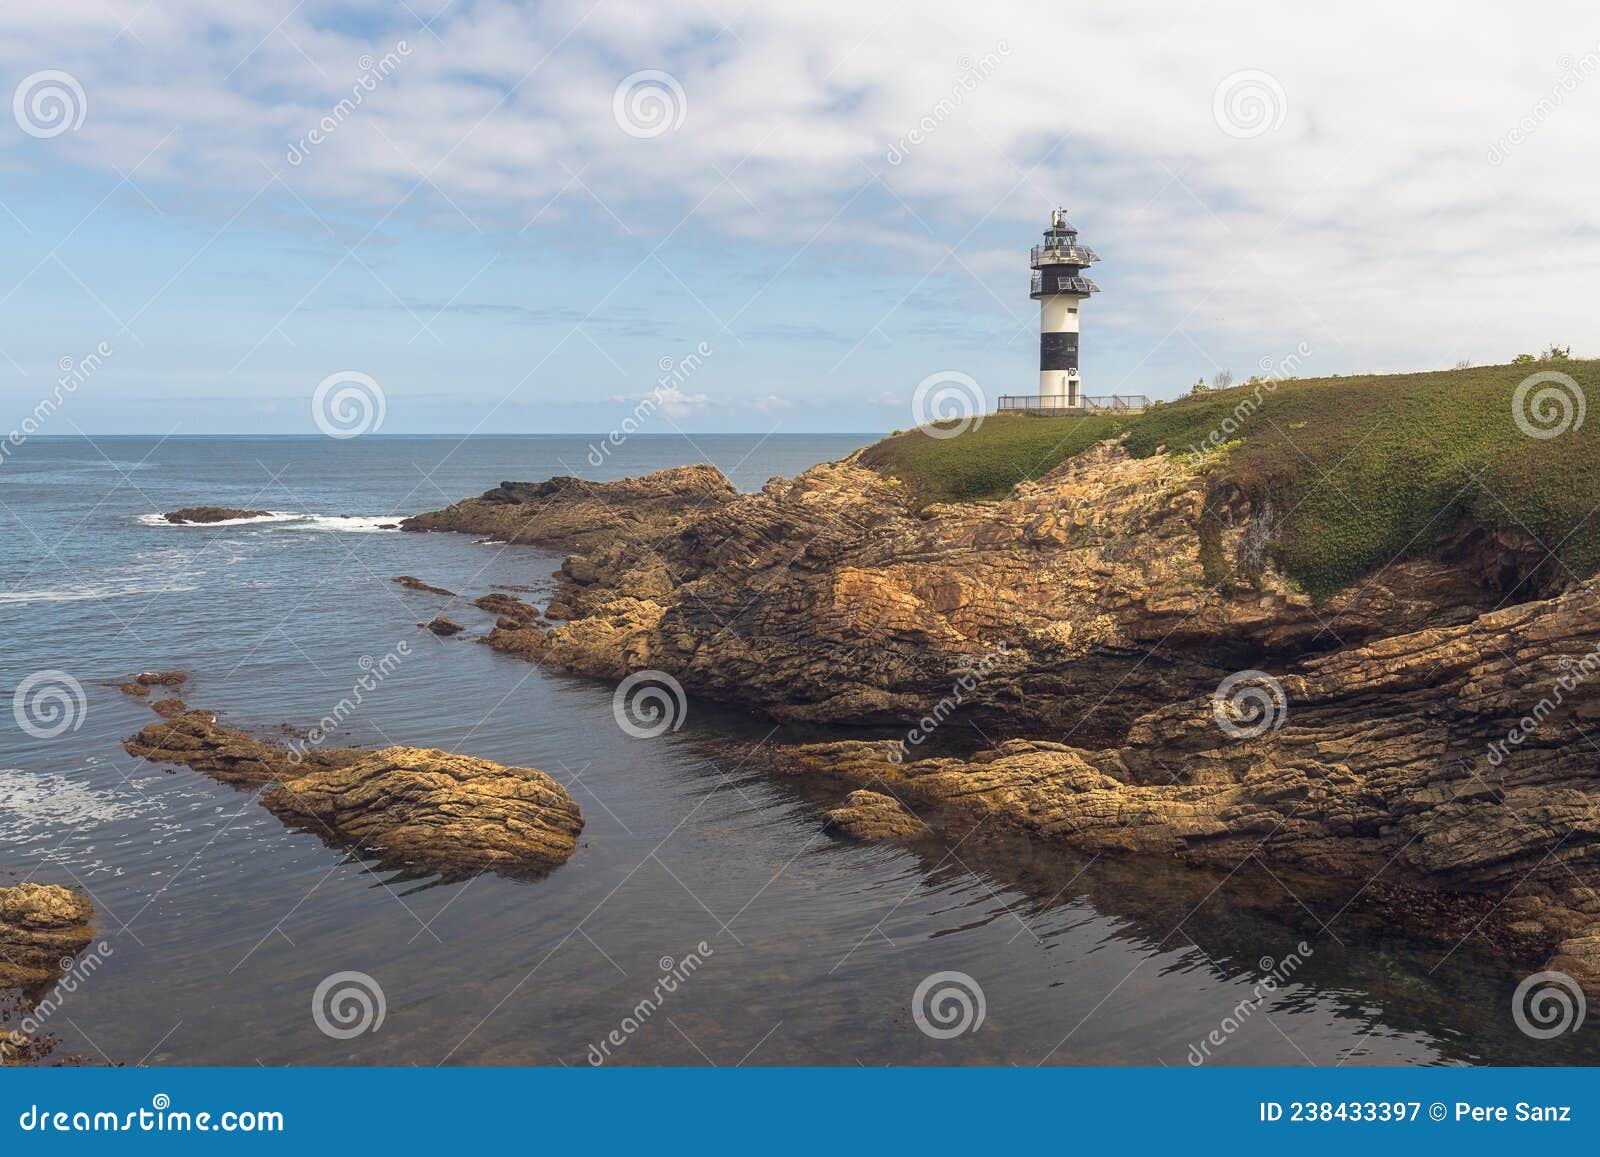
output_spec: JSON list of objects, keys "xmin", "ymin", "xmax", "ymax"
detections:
[{"xmin": 859, "ymin": 361, "xmax": 1600, "ymax": 598}]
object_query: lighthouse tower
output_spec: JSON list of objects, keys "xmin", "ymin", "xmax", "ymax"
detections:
[{"xmin": 1030, "ymin": 208, "xmax": 1100, "ymax": 406}]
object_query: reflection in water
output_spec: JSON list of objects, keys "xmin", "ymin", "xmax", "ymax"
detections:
[{"xmin": 1, "ymin": 435, "xmax": 1590, "ymax": 1067}]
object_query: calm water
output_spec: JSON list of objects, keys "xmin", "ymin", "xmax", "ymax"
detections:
[{"xmin": 1, "ymin": 435, "xmax": 1589, "ymax": 1067}]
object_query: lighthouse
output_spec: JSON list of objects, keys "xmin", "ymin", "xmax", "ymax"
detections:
[{"xmin": 1029, "ymin": 208, "xmax": 1100, "ymax": 406}]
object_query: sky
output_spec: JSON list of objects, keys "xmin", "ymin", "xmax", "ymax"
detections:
[{"xmin": 2, "ymin": 0, "xmax": 1598, "ymax": 435}]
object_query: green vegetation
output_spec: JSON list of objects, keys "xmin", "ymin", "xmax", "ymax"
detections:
[{"xmin": 860, "ymin": 360, "xmax": 1600, "ymax": 598}]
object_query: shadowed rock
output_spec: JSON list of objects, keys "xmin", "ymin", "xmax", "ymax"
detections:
[{"xmin": 422, "ymin": 617, "xmax": 464, "ymax": 636}]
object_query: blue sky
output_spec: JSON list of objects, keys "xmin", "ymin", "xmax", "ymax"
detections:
[{"xmin": 3, "ymin": 1, "xmax": 1598, "ymax": 434}]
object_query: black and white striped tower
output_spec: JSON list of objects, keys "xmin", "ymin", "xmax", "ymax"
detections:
[{"xmin": 1029, "ymin": 208, "xmax": 1100, "ymax": 406}]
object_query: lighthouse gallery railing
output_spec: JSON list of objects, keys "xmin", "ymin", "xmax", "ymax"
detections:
[{"xmin": 997, "ymin": 394, "xmax": 1151, "ymax": 413}]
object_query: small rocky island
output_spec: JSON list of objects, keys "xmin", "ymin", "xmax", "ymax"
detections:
[
  {"xmin": 401, "ymin": 360, "xmax": 1600, "ymax": 995},
  {"xmin": 122, "ymin": 693, "xmax": 583, "ymax": 876}
]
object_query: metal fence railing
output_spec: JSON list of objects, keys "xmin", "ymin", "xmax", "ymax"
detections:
[{"xmin": 997, "ymin": 394, "xmax": 1151, "ymax": 413}]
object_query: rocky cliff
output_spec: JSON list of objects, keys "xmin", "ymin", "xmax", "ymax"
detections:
[{"xmin": 404, "ymin": 435, "xmax": 1600, "ymax": 989}]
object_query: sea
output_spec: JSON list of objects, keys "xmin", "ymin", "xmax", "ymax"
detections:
[{"xmin": 1, "ymin": 434, "xmax": 1589, "ymax": 1066}]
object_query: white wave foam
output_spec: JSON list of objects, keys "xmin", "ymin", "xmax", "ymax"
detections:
[
  {"xmin": 282, "ymin": 515, "xmax": 402, "ymax": 534},
  {"xmin": 137, "ymin": 512, "xmax": 401, "ymax": 532},
  {"xmin": 137, "ymin": 511, "xmax": 300, "ymax": 528},
  {"xmin": 0, "ymin": 768, "xmax": 140, "ymax": 833},
  {"xmin": 0, "ymin": 582, "xmax": 198, "ymax": 605}
]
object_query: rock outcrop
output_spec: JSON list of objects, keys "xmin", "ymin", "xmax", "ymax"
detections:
[
  {"xmin": 400, "ymin": 465, "xmax": 737, "ymax": 550},
  {"xmin": 821, "ymin": 790, "xmax": 925, "ymax": 842},
  {"xmin": 416, "ymin": 446, "xmax": 1497, "ymax": 740},
  {"xmin": 161, "ymin": 507, "xmax": 272, "ymax": 524},
  {"xmin": 0, "ymin": 884, "xmax": 94, "ymax": 989},
  {"xmin": 773, "ymin": 573, "xmax": 1600, "ymax": 989},
  {"xmin": 422, "ymin": 616, "xmax": 464, "ymax": 636},
  {"xmin": 124, "ymin": 708, "xmax": 583, "ymax": 876}
]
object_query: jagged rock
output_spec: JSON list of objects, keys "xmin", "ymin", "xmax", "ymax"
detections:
[
  {"xmin": 822, "ymin": 790, "xmax": 925, "ymax": 842},
  {"xmin": 117, "ymin": 671, "xmax": 187, "ymax": 697},
  {"xmin": 161, "ymin": 507, "xmax": 272, "ymax": 524},
  {"xmin": 411, "ymin": 445, "xmax": 1496, "ymax": 739},
  {"xmin": 773, "ymin": 573, "xmax": 1600, "ymax": 990},
  {"xmin": 422, "ymin": 616, "xmax": 464, "ymax": 636},
  {"xmin": 0, "ymin": 884, "xmax": 93, "ymax": 989},
  {"xmin": 123, "ymin": 710, "xmax": 582, "ymax": 875},
  {"xmin": 473, "ymin": 593, "xmax": 540, "ymax": 627},
  {"xmin": 400, "ymin": 465, "xmax": 736, "ymax": 549},
  {"xmin": 394, "ymin": 575, "xmax": 455, "ymax": 596}
]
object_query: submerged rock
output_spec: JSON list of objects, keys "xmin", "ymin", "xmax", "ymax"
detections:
[
  {"xmin": 124, "ymin": 709, "xmax": 582, "ymax": 875},
  {"xmin": 394, "ymin": 575, "xmax": 455, "ymax": 596},
  {"xmin": 117, "ymin": 671, "xmax": 187, "ymax": 698}
]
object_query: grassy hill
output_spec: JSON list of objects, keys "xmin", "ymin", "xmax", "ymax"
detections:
[{"xmin": 860, "ymin": 360, "xmax": 1600, "ymax": 598}]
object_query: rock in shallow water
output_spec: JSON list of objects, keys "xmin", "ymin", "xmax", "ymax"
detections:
[
  {"xmin": 124, "ymin": 709, "xmax": 582, "ymax": 876},
  {"xmin": 822, "ymin": 790, "xmax": 925, "ymax": 842},
  {"xmin": 0, "ymin": 884, "xmax": 94, "ymax": 989}
]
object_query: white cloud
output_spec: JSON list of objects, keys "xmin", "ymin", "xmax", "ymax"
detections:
[{"xmin": 3, "ymin": 0, "xmax": 1598, "ymax": 380}]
